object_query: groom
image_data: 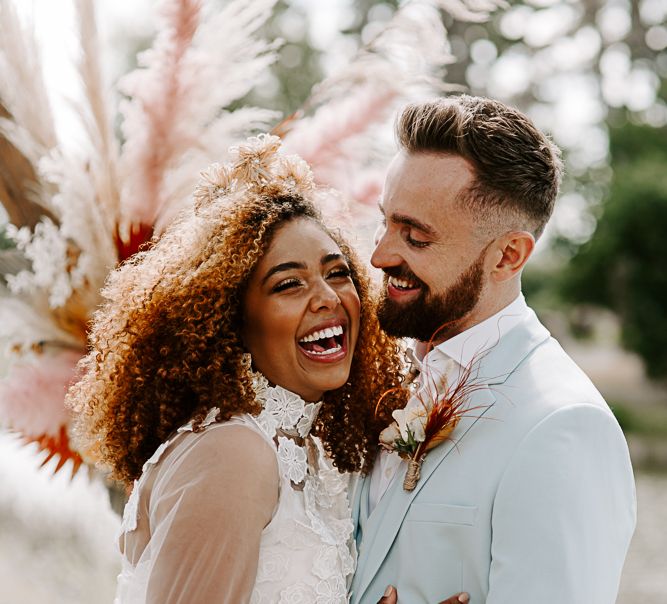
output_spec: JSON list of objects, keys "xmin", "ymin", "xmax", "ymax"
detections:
[{"xmin": 350, "ymin": 96, "xmax": 636, "ymax": 603}]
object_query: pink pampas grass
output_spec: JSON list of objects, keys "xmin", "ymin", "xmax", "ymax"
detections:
[
  {"xmin": 0, "ymin": 349, "xmax": 82, "ymax": 439},
  {"xmin": 118, "ymin": 0, "xmax": 203, "ymax": 226},
  {"xmin": 282, "ymin": 85, "xmax": 397, "ymax": 186}
]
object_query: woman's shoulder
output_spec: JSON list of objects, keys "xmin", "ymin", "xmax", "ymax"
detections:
[
  {"xmin": 120, "ymin": 413, "xmax": 280, "ymax": 539},
  {"xmin": 162, "ymin": 412, "xmax": 277, "ymax": 471}
]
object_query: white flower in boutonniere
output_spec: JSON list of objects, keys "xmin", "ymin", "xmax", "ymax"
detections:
[{"xmin": 379, "ymin": 355, "xmax": 487, "ymax": 491}]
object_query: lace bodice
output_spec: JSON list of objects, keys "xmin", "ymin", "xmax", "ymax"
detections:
[{"xmin": 115, "ymin": 374, "xmax": 355, "ymax": 603}]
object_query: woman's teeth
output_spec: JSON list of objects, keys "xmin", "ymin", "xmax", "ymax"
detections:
[
  {"xmin": 298, "ymin": 325, "xmax": 345, "ymax": 355},
  {"xmin": 299, "ymin": 324, "xmax": 344, "ymax": 343},
  {"xmin": 308, "ymin": 344, "xmax": 342, "ymax": 356}
]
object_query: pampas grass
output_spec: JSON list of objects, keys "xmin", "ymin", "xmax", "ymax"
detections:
[
  {"xmin": 0, "ymin": 350, "xmax": 82, "ymax": 438},
  {"xmin": 0, "ymin": 2, "xmax": 57, "ymax": 152},
  {"xmin": 117, "ymin": 0, "xmax": 279, "ymax": 229}
]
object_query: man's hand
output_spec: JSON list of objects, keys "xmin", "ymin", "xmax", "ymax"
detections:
[{"xmin": 377, "ymin": 585, "xmax": 470, "ymax": 604}]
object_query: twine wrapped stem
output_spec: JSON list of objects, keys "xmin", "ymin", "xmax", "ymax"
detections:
[{"xmin": 403, "ymin": 454, "xmax": 425, "ymax": 491}]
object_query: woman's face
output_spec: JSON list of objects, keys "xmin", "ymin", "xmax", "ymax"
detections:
[{"xmin": 242, "ymin": 217, "xmax": 361, "ymax": 402}]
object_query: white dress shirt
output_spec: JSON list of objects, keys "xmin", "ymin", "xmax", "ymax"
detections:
[{"xmin": 368, "ymin": 294, "xmax": 530, "ymax": 513}]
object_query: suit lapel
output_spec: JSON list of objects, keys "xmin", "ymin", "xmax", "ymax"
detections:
[
  {"xmin": 353, "ymin": 309, "xmax": 552, "ymax": 602},
  {"xmin": 353, "ymin": 387, "xmax": 496, "ymax": 602},
  {"xmin": 351, "ymin": 469, "xmax": 371, "ymax": 542}
]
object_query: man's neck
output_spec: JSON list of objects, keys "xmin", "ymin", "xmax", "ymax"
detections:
[{"xmin": 426, "ymin": 285, "xmax": 522, "ymax": 347}]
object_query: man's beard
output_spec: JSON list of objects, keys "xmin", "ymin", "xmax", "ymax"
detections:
[{"xmin": 377, "ymin": 251, "xmax": 485, "ymax": 342}]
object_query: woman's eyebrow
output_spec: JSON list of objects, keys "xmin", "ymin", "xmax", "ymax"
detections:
[
  {"xmin": 261, "ymin": 261, "xmax": 306, "ymax": 285},
  {"xmin": 321, "ymin": 253, "xmax": 344, "ymax": 265},
  {"xmin": 261, "ymin": 253, "xmax": 345, "ymax": 285}
]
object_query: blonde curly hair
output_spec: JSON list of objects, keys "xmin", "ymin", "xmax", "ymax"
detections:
[{"xmin": 67, "ymin": 135, "xmax": 407, "ymax": 484}]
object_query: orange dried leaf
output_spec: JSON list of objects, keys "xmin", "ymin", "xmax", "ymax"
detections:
[{"xmin": 24, "ymin": 424, "xmax": 85, "ymax": 479}]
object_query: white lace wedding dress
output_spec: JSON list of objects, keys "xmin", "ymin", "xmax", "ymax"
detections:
[{"xmin": 115, "ymin": 373, "xmax": 356, "ymax": 603}]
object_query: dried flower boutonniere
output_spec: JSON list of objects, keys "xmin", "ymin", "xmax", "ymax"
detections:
[{"xmin": 378, "ymin": 355, "xmax": 487, "ymax": 491}]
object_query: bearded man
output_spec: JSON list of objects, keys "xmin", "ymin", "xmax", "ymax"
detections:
[{"xmin": 350, "ymin": 96, "xmax": 636, "ymax": 604}]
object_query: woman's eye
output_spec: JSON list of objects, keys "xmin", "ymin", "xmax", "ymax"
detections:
[
  {"xmin": 327, "ymin": 267, "xmax": 352, "ymax": 280},
  {"xmin": 272, "ymin": 278, "xmax": 301, "ymax": 293}
]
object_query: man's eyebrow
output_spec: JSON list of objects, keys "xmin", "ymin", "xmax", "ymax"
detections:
[
  {"xmin": 390, "ymin": 212, "xmax": 437, "ymax": 237},
  {"xmin": 261, "ymin": 261, "xmax": 306, "ymax": 285}
]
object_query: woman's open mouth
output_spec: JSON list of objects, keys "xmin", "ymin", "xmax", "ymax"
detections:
[{"xmin": 297, "ymin": 323, "xmax": 348, "ymax": 363}]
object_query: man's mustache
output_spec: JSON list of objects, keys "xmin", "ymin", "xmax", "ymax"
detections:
[{"xmin": 382, "ymin": 265, "xmax": 426, "ymax": 289}]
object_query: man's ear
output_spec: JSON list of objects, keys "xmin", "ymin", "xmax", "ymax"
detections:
[{"xmin": 490, "ymin": 231, "xmax": 535, "ymax": 282}]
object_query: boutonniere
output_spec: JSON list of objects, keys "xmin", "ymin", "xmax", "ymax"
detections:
[{"xmin": 379, "ymin": 356, "xmax": 486, "ymax": 491}]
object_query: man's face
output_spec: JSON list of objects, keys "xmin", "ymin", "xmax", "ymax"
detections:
[{"xmin": 372, "ymin": 151, "xmax": 490, "ymax": 343}]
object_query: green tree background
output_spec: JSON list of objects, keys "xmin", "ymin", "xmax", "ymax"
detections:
[{"xmin": 559, "ymin": 122, "xmax": 667, "ymax": 378}]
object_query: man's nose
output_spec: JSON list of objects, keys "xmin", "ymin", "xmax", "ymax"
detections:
[{"xmin": 371, "ymin": 228, "xmax": 400, "ymax": 269}]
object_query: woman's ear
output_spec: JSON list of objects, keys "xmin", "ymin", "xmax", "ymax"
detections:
[{"xmin": 490, "ymin": 231, "xmax": 535, "ymax": 282}]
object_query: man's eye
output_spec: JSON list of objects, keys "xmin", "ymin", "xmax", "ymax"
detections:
[
  {"xmin": 406, "ymin": 232, "xmax": 429, "ymax": 248},
  {"xmin": 272, "ymin": 278, "xmax": 301, "ymax": 292}
]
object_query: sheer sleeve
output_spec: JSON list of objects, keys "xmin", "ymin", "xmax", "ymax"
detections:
[{"xmin": 139, "ymin": 424, "xmax": 279, "ymax": 604}]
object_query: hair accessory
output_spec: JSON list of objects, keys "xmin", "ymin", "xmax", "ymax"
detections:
[
  {"xmin": 241, "ymin": 352, "xmax": 253, "ymax": 369},
  {"xmin": 193, "ymin": 134, "xmax": 315, "ymax": 210}
]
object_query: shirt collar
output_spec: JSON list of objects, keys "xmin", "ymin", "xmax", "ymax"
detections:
[{"xmin": 424, "ymin": 294, "xmax": 530, "ymax": 371}]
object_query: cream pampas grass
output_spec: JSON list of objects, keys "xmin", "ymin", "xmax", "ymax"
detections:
[
  {"xmin": 0, "ymin": 1, "xmax": 57, "ymax": 156},
  {"xmin": 74, "ymin": 0, "xmax": 122, "ymax": 242}
]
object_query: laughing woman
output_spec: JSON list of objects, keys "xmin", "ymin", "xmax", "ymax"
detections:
[{"xmin": 66, "ymin": 135, "xmax": 405, "ymax": 603}]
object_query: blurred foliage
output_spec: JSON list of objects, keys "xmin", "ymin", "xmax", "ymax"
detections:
[
  {"xmin": 239, "ymin": 0, "xmax": 324, "ymax": 114},
  {"xmin": 242, "ymin": 0, "xmax": 400, "ymax": 115},
  {"xmin": 610, "ymin": 401, "xmax": 667, "ymax": 438},
  {"xmin": 0, "ymin": 225, "xmax": 14, "ymax": 250},
  {"xmin": 558, "ymin": 123, "xmax": 667, "ymax": 378}
]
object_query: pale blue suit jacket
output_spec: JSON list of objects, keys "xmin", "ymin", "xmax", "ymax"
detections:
[{"xmin": 350, "ymin": 309, "xmax": 636, "ymax": 604}]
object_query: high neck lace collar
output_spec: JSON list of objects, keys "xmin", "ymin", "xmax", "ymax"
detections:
[{"xmin": 250, "ymin": 371, "xmax": 322, "ymax": 440}]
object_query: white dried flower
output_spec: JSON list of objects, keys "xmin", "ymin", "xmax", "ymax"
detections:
[
  {"xmin": 275, "ymin": 154, "xmax": 315, "ymax": 194},
  {"xmin": 193, "ymin": 162, "xmax": 236, "ymax": 207},
  {"xmin": 231, "ymin": 133, "xmax": 282, "ymax": 186},
  {"xmin": 5, "ymin": 217, "xmax": 73, "ymax": 307},
  {"xmin": 392, "ymin": 397, "xmax": 428, "ymax": 443}
]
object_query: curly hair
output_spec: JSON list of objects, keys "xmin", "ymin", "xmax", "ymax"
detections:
[{"xmin": 68, "ymin": 185, "xmax": 407, "ymax": 484}]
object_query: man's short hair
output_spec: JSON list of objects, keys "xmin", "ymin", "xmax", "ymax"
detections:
[{"xmin": 396, "ymin": 95, "xmax": 563, "ymax": 238}]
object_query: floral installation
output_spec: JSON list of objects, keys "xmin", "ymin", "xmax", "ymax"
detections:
[
  {"xmin": 0, "ymin": 0, "xmax": 504, "ymax": 491},
  {"xmin": 0, "ymin": 0, "xmax": 281, "ymax": 480},
  {"xmin": 379, "ymin": 344, "xmax": 490, "ymax": 491}
]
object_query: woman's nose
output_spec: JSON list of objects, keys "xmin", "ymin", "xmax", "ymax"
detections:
[{"xmin": 309, "ymin": 281, "xmax": 340, "ymax": 312}]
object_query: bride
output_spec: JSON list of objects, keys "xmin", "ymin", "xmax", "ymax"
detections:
[{"xmin": 67, "ymin": 135, "xmax": 465, "ymax": 603}]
